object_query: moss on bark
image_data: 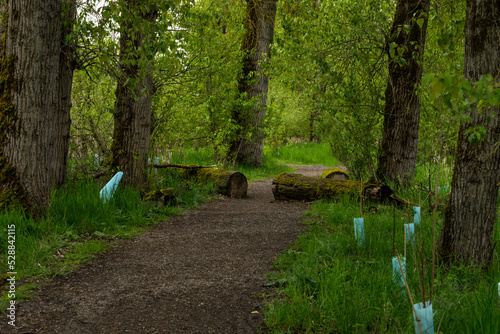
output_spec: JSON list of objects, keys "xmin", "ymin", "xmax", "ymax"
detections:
[
  {"xmin": 0, "ymin": 13, "xmax": 25, "ymax": 208},
  {"xmin": 272, "ymin": 173, "xmax": 398, "ymax": 203}
]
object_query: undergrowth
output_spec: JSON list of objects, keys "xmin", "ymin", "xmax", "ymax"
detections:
[
  {"xmin": 1, "ymin": 141, "xmax": 335, "ymax": 310},
  {"xmin": 0, "ymin": 168, "xmax": 217, "ymax": 311},
  {"xmin": 166, "ymin": 142, "xmax": 338, "ymax": 181},
  {"xmin": 264, "ymin": 196, "xmax": 500, "ymax": 333},
  {"xmin": 270, "ymin": 142, "xmax": 339, "ymax": 167}
]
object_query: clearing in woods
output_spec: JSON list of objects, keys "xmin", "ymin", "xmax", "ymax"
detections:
[{"xmin": 1, "ymin": 165, "xmax": 326, "ymax": 333}]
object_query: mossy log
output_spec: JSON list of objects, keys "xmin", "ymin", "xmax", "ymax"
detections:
[
  {"xmin": 195, "ymin": 168, "xmax": 247, "ymax": 198},
  {"xmin": 144, "ymin": 188, "xmax": 176, "ymax": 205},
  {"xmin": 154, "ymin": 164, "xmax": 247, "ymax": 198},
  {"xmin": 272, "ymin": 173, "xmax": 401, "ymax": 203},
  {"xmin": 321, "ymin": 168, "xmax": 349, "ymax": 180}
]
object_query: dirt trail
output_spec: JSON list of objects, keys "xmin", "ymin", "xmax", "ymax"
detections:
[{"xmin": 1, "ymin": 165, "xmax": 326, "ymax": 334}]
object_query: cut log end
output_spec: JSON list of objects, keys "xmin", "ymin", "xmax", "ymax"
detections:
[
  {"xmin": 227, "ymin": 172, "xmax": 248, "ymax": 199},
  {"xmin": 196, "ymin": 168, "xmax": 248, "ymax": 199}
]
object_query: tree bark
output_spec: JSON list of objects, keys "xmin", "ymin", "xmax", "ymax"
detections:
[
  {"xmin": 438, "ymin": 0, "xmax": 500, "ymax": 267},
  {"xmin": 110, "ymin": 1, "xmax": 157, "ymax": 189},
  {"xmin": 228, "ymin": 0, "xmax": 277, "ymax": 167},
  {"xmin": 53, "ymin": 0, "xmax": 76, "ymax": 188},
  {"xmin": 0, "ymin": 0, "xmax": 75, "ymax": 210},
  {"xmin": 376, "ymin": 0, "xmax": 431, "ymax": 184}
]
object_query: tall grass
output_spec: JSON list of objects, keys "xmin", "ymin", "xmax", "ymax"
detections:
[
  {"xmin": 167, "ymin": 146, "xmax": 215, "ymax": 166},
  {"xmin": 166, "ymin": 142, "xmax": 338, "ymax": 181},
  {"xmin": 0, "ymin": 173, "xmax": 216, "ymax": 309},
  {"xmin": 149, "ymin": 168, "xmax": 217, "ymax": 209},
  {"xmin": 165, "ymin": 145, "xmax": 295, "ymax": 181},
  {"xmin": 0, "ymin": 182, "xmax": 151, "ymax": 281},
  {"xmin": 264, "ymin": 197, "xmax": 500, "ymax": 333},
  {"xmin": 270, "ymin": 142, "xmax": 339, "ymax": 166}
]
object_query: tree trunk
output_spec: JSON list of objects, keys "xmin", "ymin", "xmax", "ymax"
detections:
[
  {"xmin": 376, "ymin": 0, "xmax": 431, "ymax": 184},
  {"xmin": 0, "ymin": 0, "xmax": 75, "ymax": 210},
  {"xmin": 110, "ymin": 1, "xmax": 157, "ymax": 189},
  {"xmin": 228, "ymin": 0, "xmax": 277, "ymax": 167},
  {"xmin": 437, "ymin": 0, "xmax": 500, "ymax": 267},
  {"xmin": 53, "ymin": 0, "xmax": 76, "ymax": 188}
]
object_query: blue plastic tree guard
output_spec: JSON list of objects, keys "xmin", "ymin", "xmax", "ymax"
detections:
[
  {"xmin": 405, "ymin": 223, "xmax": 415, "ymax": 244},
  {"xmin": 413, "ymin": 206, "xmax": 421, "ymax": 226},
  {"xmin": 392, "ymin": 256, "xmax": 406, "ymax": 287},
  {"xmin": 154, "ymin": 157, "xmax": 159, "ymax": 173},
  {"xmin": 100, "ymin": 172, "xmax": 123, "ymax": 202},
  {"xmin": 354, "ymin": 218, "xmax": 365, "ymax": 246},
  {"xmin": 413, "ymin": 301, "xmax": 435, "ymax": 334}
]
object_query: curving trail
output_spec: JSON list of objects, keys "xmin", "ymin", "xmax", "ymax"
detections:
[{"xmin": 1, "ymin": 165, "xmax": 326, "ymax": 334}]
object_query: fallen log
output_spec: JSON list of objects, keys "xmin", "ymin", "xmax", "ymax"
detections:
[
  {"xmin": 194, "ymin": 168, "xmax": 248, "ymax": 198},
  {"xmin": 154, "ymin": 164, "xmax": 248, "ymax": 199},
  {"xmin": 272, "ymin": 172, "xmax": 404, "ymax": 204},
  {"xmin": 144, "ymin": 188, "xmax": 176, "ymax": 205}
]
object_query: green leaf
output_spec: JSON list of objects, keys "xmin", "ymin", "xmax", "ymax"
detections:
[
  {"xmin": 389, "ymin": 42, "xmax": 397, "ymax": 58},
  {"xmin": 430, "ymin": 77, "xmax": 446, "ymax": 100},
  {"xmin": 477, "ymin": 99, "xmax": 488, "ymax": 112},
  {"xmin": 422, "ymin": 73, "xmax": 435, "ymax": 86},
  {"xmin": 466, "ymin": 126, "xmax": 487, "ymax": 145},
  {"xmin": 483, "ymin": 74, "xmax": 494, "ymax": 83},
  {"xmin": 416, "ymin": 18, "xmax": 424, "ymax": 29},
  {"xmin": 457, "ymin": 79, "xmax": 472, "ymax": 93}
]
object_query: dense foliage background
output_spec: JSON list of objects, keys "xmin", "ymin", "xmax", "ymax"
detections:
[{"xmin": 68, "ymin": 0, "xmax": 466, "ymax": 180}]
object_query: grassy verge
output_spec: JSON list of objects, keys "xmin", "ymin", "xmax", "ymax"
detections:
[
  {"xmin": 269, "ymin": 142, "xmax": 339, "ymax": 167},
  {"xmin": 0, "ymin": 169, "xmax": 216, "ymax": 311},
  {"xmin": 0, "ymin": 141, "xmax": 336, "ymax": 308},
  {"xmin": 163, "ymin": 145, "xmax": 295, "ymax": 181},
  {"xmin": 263, "ymin": 196, "xmax": 500, "ymax": 333},
  {"xmin": 166, "ymin": 142, "xmax": 338, "ymax": 181}
]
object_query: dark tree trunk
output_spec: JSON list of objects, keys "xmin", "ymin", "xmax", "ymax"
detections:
[
  {"xmin": 229, "ymin": 0, "xmax": 277, "ymax": 167},
  {"xmin": 376, "ymin": 0, "xmax": 431, "ymax": 184},
  {"xmin": 0, "ymin": 0, "xmax": 76, "ymax": 210},
  {"xmin": 438, "ymin": 0, "xmax": 500, "ymax": 267},
  {"xmin": 53, "ymin": 0, "xmax": 76, "ymax": 188},
  {"xmin": 110, "ymin": 1, "xmax": 157, "ymax": 189}
]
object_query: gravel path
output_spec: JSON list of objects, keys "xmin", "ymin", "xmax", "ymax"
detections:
[{"xmin": 1, "ymin": 165, "xmax": 327, "ymax": 333}]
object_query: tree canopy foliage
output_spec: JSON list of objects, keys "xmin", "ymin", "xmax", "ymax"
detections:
[{"xmin": 64, "ymin": 0, "xmax": 494, "ymax": 182}]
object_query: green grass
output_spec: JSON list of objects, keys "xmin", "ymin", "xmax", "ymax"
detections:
[
  {"xmin": 0, "ymin": 141, "xmax": 335, "ymax": 306},
  {"xmin": 166, "ymin": 142, "xmax": 337, "ymax": 181},
  {"xmin": 167, "ymin": 146, "xmax": 216, "ymax": 166},
  {"xmin": 149, "ymin": 168, "xmax": 218, "ymax": 209},
  {"xmin": 270, "ymin": 142, "xmax": 339, "ymax": 166},
  {"xmin": 264, "ymin": 197, "xmax": 500, "ymax": 333},
  {"xmin": 165, "ymin": 145, "xmax": 295, "ymax": 181},
  {"xmin": 0, "ymin": 171, "xmax": 216, "ymax": 312}
]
